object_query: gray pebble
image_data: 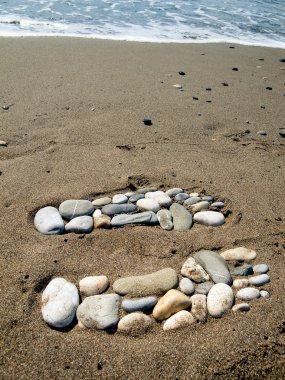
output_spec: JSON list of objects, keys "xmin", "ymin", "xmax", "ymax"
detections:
[
  {"xmin": 129, "ymin": 194, "xmax": 145, "ymax": 203},
  {"xmin": 201, "ymin": 195, "xmax": 213, "ymax": 202},
  {"xmin": 174, "ymin": 193, "xmax": 189, "ymax": 201},
  {"xmin": 166, "ymin": 188, "xmax": 183, "ymax": 197},
  {"xmin": 122, "ymin": 296, "xmax": 158, "ymax": 313},
  {"xmin": 195, "ymin": 281, "xmax": 214, "ymax": 295},
  {"xmin": 231, "ymin": 264, "xmax": 253, "ymax": 276},
  {"xmin": 59, "ymin": 200, "xmax": 94, "ymax": 220},
  {"xmin": 111, "ymin": 211, "xmax": 154, "ymax": 227},
  {"xmin": 137, "ymin": 187, "xmax": 158, "ymax": 194},
  {"xmin": 211, "ymin": 201, "xmax": 224, "ymax": 208},
  {"xmin": 92, "ymin": 197, "xmax": 112, "ymax": 208},
  {"xmin": 101, "ymin": 203, "xmax": 136, "ymax": 216},
  {"xmin": 157, "ymin": 209, "xmax": 173, "ymax": 230},
  {"xmin": 170, "ymin": 203, "xmax": 193, "ymax": 231},
  {"xmin": 65, "ymin": 216, "xmax": 93, "ymax": 233},
  {"xmin": 183, "ymin": 197, "xmax": 201, "ymax": 206},
  {"xmin": 179, "ymin": 278, "xmax": 195, "ymax": 295}
]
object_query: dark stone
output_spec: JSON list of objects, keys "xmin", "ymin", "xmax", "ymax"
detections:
[
  {"xmin": 179, "ymin": 71, "xmax": 186, "ymax": 75},
  {"xmin": 280, "ymin": 58, "xmax": 285, "ymax": 62},
  {"xmin": 222, "ymin": 83, "xmax": 229, "ymax": 86},
  {"xmin": 193, "ymin": 97, "xmax": 199, "ymax": 100},
  {"xmin": 229, "ymin": 46, "xmax": 235, "ymax": 49},
  {"xmin": 206, "ymin": 100, "xmax": 212, "ymax": 103},
  {"xmin": 260, "ymin": 105, "xmax": 266, "ymax": 109},
  {"xmin": 2, "ymin": 105, "xmax": 9, "ymax": 110},
  {"xmin": 232, "ymin": 68, "xmax": 239, "ymax": 71},
  {"xmin": 258, "ymin": 58, "xmax": 264, "ymax": 61},
  {"xmin": 266, "ymin": 86, "xmax": 272, "ymax": 90},
  {"xmin": 257, "ymin": 131, "xmax": 267, "ymax": 136},
  {"xmin": 143, "ymin": 118, "xmax": 152, "ymax": 126},
  {"xmin": 206, "ymin": 88, "xmax": 212, "ymax": 91}
]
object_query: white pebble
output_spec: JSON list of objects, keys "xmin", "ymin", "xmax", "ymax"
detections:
[
  {"xmin": 253, "ymin": 264, "xmax": 269, "ymax": 274},
  {"xmin": 236, "ymin": 287, "xmax": 260, "ymax": 300},
  {"xmin": 79, "ymin": 276, "xmax": 109, "ymax": 297},
  {"xmin": 232, "ymin": 303, "xmax": 250, "ymax": 312},
  {"xmin": 190, "ymin": 192, "xmax": 199, "ymax": 197},
  {"xmin": 193, "ymin": 211, "xmax": 225, "ymax": 227},
  {"xmin": 249, "ymin": 274, "xmax": 270, "ymax": 287},
  {"xmin": 163, "ymin": 310, "xmax": 195, "ymax": 331},
  {"xmin": 93, "ymin": 209, "xmax": 102, "ymax": 217},
  {"xmin": 207, "ymin": 283, "xmax": 234, "ymax": 318},
  {"xmin": 260, "ymin": 290, "xmax": 270, "ymax": 299},
  {"xmin": 112, "ymin": 194, "xmax": 128, "ymax": 204},
  {"xmin": 232, "ymin": 279, "xmax": 249, "ymax": 290}
]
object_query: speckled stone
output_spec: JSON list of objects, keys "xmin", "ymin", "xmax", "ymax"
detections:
[
  {"xmin": 191, "ymin": 294, "xmax": 207, "ymax": 323},
  {"xmin": 232, "ymin": 279, "xmax": 249, "ymax": 290},
  {"xmin": 181, "ymin": 257, "xmax": 210, "ymax": 283},
  {"xmin": 93, "ymin": 214, "xmax": 111, "ymax": 228},
  {"xmin": 170, "ymin": 203, "xmax": 193, "ymax": 231},
  {"xmin": 118, "ymin": 313, "xmax": 153, "ymax": 334},
  {"xmin": 153, "ymin": 289, "xmax": 191, "ymax": 321},
  {"xmin": 163, "ymin": 310, "xmax": 195, "ymax": 331},
  {"xmin": 59, "ymin": 200, "xmax": 94, "ymax": 220},
  {"xmin": 207, "ymin": 284, "xmax": 234, "ymax": 318}
]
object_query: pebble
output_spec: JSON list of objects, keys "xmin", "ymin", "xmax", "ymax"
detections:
[
  {"xmin": 201, "ymin": 196, "xmax": 213, "ymax": 202},
  {"xmin": 195, "ymin": 281, "xmax": 214, "ymax": 295},
  {"xmin": 92, "ymin": 197, "xmax": 112, "ymax": 208},
  {"xmin": 260, "ymin": 290, "xmax": 270, "ymax": 299},
  {"xmin": 191, "ymin": 201, "xmax": 210, "ymax": 213},
  {"xmin": 129, "ymin": 193, "xmax": 145, "ymax": 203},
  {"xmin": 118, "ymin": 313, "xmax": 153, "ymax": 334},
  {"xmin": 166, "ymin": 188, "xmax": 183, "ymax": 197},
  {"xmin": 34, "ymin": 206, "xmax": 65, "ymax": 235},
  {"xmin": 111, "ymin": 211, "xmax": 156, "ymax": 227},
  {"xmin": 195, "ymin": 250, "xmax": 232, "ymax": 285},
  {"xmin": 236, "ymin": 287, "xmax": 260, "ymax": 300},
  {"xmin": 183, "ymin": 196, "xmax": 201, "ymax": 206},
  {"xmin": 248, "ymin": 274, "xmax": 270, "ymax": 287},
  {"xmin": 79, "ymin": 276, "xmax": 109, "ymax": 297},
  {"xmin": 76, "ymin": 294, "xmax": 120, "ymax": 330},
  {"xmin": 193, "ymin": 211, "xmax": 225, "ymax": 227},
  {"xmin": 143, "ymin": 118, "xmax": 152, "ymax": 126},
  {"xmin": 181, "ymin": 257, "xmax": 210, "ymax": 283},
  {"xmin": 0, "ymin": 140, "xmax": 7, "ymax": 147},
  {"xmin": 93, "ymin": 209, "xmax": 102, "ymax": 217},
  {"xmin": 2, "ymin": 105, "xmax": 9, "ymax": 110},
  {"xmin": 174, "ymin": 193, "xmax": 189, "ymax": 202},
  {"xmin": 157, "ymin": 209, "xmax": 173, "ymax": 230},
  {"xmin": 279, "ymin": 129, "xmax": 285, "ymax": 138},
  {"xmin": 207, "ymin": 283, "xmax": 234, "ymax": 318},
  {"xmin": 231, "ymin": 264, "xmax": 253, "ymax": 276},
  {"xmin": 170, "ymin": 203, "xmax": 193, "ymax": 231},
  {"xmin": 232, "ymin": 67, "xmax": 239, "ymax": 71},
  {"xmin": 59, "ymin": 200, "xmax": 94, "ymax": 220},
  {"xmin": 137, "ymin": 187, "xmax": 158, "ymax": 194},
  {"xmin": 145, "ymin": 191, "xmax": 172, "ymax": 208},
  {"xmin": 189, "ymin": 192, "xmax": 199, "ymax": 197},
  {"xmin": 232, "ymin": 303, "xmax": 250, "ymax": 312},
  {"xmin": 179, "ymin": 71, "xmax": 186, "ymax": 75},
  {"xmin": 232, "ymin": 279, "xmax": 249, "ymax": 290},
  {"xmin": 221, "ymin": 247, "xmax": 257, "ymax": 261},
  {"xmin": 122, "ymin": 296, "xmax": 158, "ymax": 313},
  {"xmin": 191, "ymin": 294, "xmax": 207, "ymax": 323},
  {"xmin": 65, "ymin": 216, "xmax": 93, "ymax": 233},
  {"xmin": 93, "ymin": 214, "xmax": 111, "ymax": 228},
  {"xmin": 163, "ymin": 310, "xmax": 195, "ymax": 331},
  {"xmin": 257, "ymin": 131, "xmax": 267, "ymax": 136},
  {"xmin": 153, "ymin": 289, "xmax": 191, "ymax": 321},
  {"xmin": 112, "ymin": 194, "xmax": 128, "ymax": 204},
  {"xmin": 101, "ymin": 203, "xmax": 136, "ymax": 216},
  {"xmin": 173, "ymin": 84, "xmax": 183, "ymax": 89},
  {"xmin": 253, "ymin": 264, "xmax": 269, "ymax": 274},
  {"xmin": 113, "ymin": 267, "xmax": 178, "ymax": 296},
  {"xmin": 179, "ymin": 278, "xmax": 195, "ymax": 295},
  {"xmin": 124, "ymin": 191, "xmax": 135, "ymax": 198},
  {"xmin": 211, "ymin": 201, "xmax": 224, "ymax": 208},
  {"xmin": 137, "ymin": 198, "xmax": 160, "ymax": 212},
  {"xmin": 42, "ymin": 277, "xmax": 79, "ymax": 328}
]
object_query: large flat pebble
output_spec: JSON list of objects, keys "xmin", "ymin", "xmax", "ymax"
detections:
[
  {"xmin": 111, "ymin": 211, "xmax": 155, "ymax": 227},
  {"xmin": 59, "ymin": 200, "xmax": 94, "ymax": 220},
  {"xmin": 170, "ymin": 203, "xmax": 193, "ymax": 231},
  {"xmin": 101, "ymin": 203, "xmax": 136, "ymax": 216},
  {"xmin": 65, "ymin": 216, "xmax": 93, "ymax": 233},
  {"xmin": 34, "ymin": 206, "xmax": 65, "ymax": 235},
  {"xmin": 195, "ymin": 250, "xmax": 232, "ymax": 285}
]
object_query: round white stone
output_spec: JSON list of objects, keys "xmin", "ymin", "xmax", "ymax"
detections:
[
  {"xmin": 236, "ymin": 287, "xmax": 260, "ymax": 300},
  {"xmin": 232, "ymin": 303, "xmax": 250, "ymax": 312},
  {"xmin": 93, "ymin": 209, "xmax": 102, "ymax": 217},
  {"xmin": 137, "ymin": 198, "xmax": 160, "ymax": 212},
  {"xmin": 79, "ymin": 276, "xmax": 109, "ymax": 297},
  {"xmin": 42, "ymin": 277, "xmax": 79, "ymax": 328},
  {"xmin": 260, "ymin": 290, "xmax": 270, "ymax": 299},
  {"xmin": 179, "ymin": 278, "xmax": 195, "ymax": 295},
  {"xmin": 145, "ymin": 191, "xmax": 172, "ymax": 208},
  {"xmin": 112, "ymin": 194, "xmax": 128, "ymax": 204},
  {"xmin": 163, "ymin": 310, "xmax": 195, "ymax": 331},
  {"xmin": 193, "ymin": 211, "xmax": 225, "ymax": 227},
  {"xmin": 207, "ymin": 283, "xmax": 234, "ymax": 318},
  {"xmin": 34, "ymin": 206, "xmax": 65, "ymax": 235},
  {"xmin": 253, "ymin": 264, "xmax": 269, "ymax": 274}
]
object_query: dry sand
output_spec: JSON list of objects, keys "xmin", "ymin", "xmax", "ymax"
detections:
[{"xmin": 0, "ymin": 37, "xmax": 285, "ymax": 379}]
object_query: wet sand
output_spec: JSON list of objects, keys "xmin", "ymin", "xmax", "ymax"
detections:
[{"xmin": 0, "ymin": 37, "xmax": 285, "ymax": 379}]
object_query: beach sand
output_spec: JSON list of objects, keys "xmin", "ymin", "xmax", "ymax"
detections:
[{"xmin": 0, "ymin": 37, "xmax": 285, "ymax": 379}]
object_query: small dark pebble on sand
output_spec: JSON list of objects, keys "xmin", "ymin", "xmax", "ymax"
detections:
[
  {"xmin": 257, "ymin": 131, "xmax": 267, "ymax": 136},
  {"xmin": 260, "ymin": 105, "xmax": 266, "ymax": 109},
  {"xmin": 222, "ymin": 83, "xmax": 229, "ymax": 86},
  {"xmin": 266, "ymin": 86, "xmax": 272, "ymax": 90},
  {"xmin": 2, "ymin": 105, "xmax": 9, "ymax": 110},
  {"xmin": 244, "ymin": 129, "xmax": 250, "ymax": 133},
  {"xmin": 179, "ymin": 71, "xmax": 186, "ymax": 75},
  {"xmin": 193, "ymin": 97, "xmax": 199, "ymax": 100},
  {"xmin": 143, "ymin": 118, "xmax": 152, "ymax": 126},
  {"xmin": 206, "ymin": 87, "xmax": 212, "ymax": 91},
  {"xmin": 229, "ymin": 46, "xmax": 235, "ymax": 49},
  {"xmin": 206, "ymin": 100, "xmax": 212, "ymax": 103},
  {"xmin": 258, "ymin": 58, "xmax": 264, "ymax": 61},
  {"xmin": 280, "ymin": 58, "xmax": 285, "ymax": 63},
  {"xmin": 232, "ymin": 68, "xmax": 239, "ymax": 71}
]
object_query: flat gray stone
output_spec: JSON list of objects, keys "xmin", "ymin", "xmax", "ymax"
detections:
[
  {"xmin": 201, "ymin": 195, "xmax": 213, "ymax": 202},
  {"xmin": 137, "ymin": 198, "xmax": 160, "ymax": 212},
  {"xmin": 76, "ymin": 294, "xmax": 120, "ymax": 330},
  {"xmin": 59, "ymin": 200, "xmax": 94, "ymax": 220},
  {"xmin": 129, "ymin": 194, "xmax": 145, "ymax": 203},
  {"xmin": 184, "ymin": 197, "xmax": 201, "ymax": 206},
  {"xmin": 65, "ymin": 216, "xmax": 93, "ymax": 233},
  {"xmin": 211, "ymin": 202, "xmax": 224, "ymax": 208},
  {"xmin": 166, "ymin": 188, "xmax": 183, "ymax": 197},
  {"xmin": 122, "ymin": 296, "xmax": 158, "ymax": 313},
  {"xmin": 195, "ymin": 250, "xmax": 232, "ymax": 285},
  {"xmin": 157, "ymin": 209, "xmax": 173, "ymax": 230},
  {"xmin": 112, "ymin": 194, "xmax": 128, "ymax": 204},
  {"xmin": 101, "ymin": 203, "xmax": 136, "ymax": 216},
  {"xmin": 174, "ymin": 193, "xmax": 189, "ymax": 201},
  {"xmin": 92, "ymin": 197, "xmax": 112, "ymax": 208},
  {"xmin": 113, "ymin": 268, "xmax": 178, "ymax": 296},
  {"xmin": 195, "ymin": 281, "xmax": 214, "ymax": 295},
  {"xmin": 179, "ymin": 278, "xmax": 195, "ymax": 295},
  {"xmin": 34, "ymin": 206, "xmax": 65, "ymax": 235},
  {"xmin": 137, "ymin": 187, "xmax": 158, "ymax": 194},
  {"xmin": 231, "ymin": 264, "xmax": 253, "ymax": 276},
  {"xmin": 111, "ymin": 211, "xmax": 154, "ymax": 227},
  {"xmin": 170, "ymin": 203, "xmax": 193, "ymax": 231}
]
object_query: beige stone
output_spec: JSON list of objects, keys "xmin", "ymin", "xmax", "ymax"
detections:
[
  {"xmin": 163, "ymin": 310, "xmax": 195, "ymax": 331},
  {"xmin": 190, "ymin": 294, "xmax": 207, "ymax": 323},
  {"xmin": 221, "ymin": 247, "xmax": 257, "ymax": 261},
  {"xmin": 181, "ymin": 257, "xmax": 210, "ymax": 283},
  {"xmin": 191, "ymin": 201, "xmax": 209, "ymax": 213},
  {"xmin": 79, "ymin": 275, "xmax": 109, "ymax": 297},
  {"xmin": 153, "ymin": 289, "xmax": 191, "ymax": 321},
  {"xmin": 232, "ymin": 278, "xmax": 249, "ymax": 290},
  {"xmin": 94, "ymin": 214, "xmax": 111, "ymax": 228}
]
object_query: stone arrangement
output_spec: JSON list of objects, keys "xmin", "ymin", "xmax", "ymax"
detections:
[
  {"xmin": 41, "ymin": 247, "xmax": 270, "ymax": 333},
  {"xmin": 34, "ymin": 187, "xmax": 227, "ymax": 235}
]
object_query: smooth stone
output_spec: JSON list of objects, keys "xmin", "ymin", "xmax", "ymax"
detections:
[
  {"xmin": 189, "ymin": 192, "xmax": 199, "ymax": 197},
  {"xmin": 0, "ymin": 140, "xmax": 7, "ymax": 147},
  {"xmin": 232, "ymin": 303, "xmax": 250, "ymax": 312},
  {"xmin": 253, "ymin": 264, "xmax": 269, "ymax": 274},
  {"xmin": 279, "ymin": 129, "xmax": 285, "ymax": 137},
  {"xmin": 249, "ymin": 274, "xmax": 270, "ymax": 287},
  {"xmin": 93, "ymin": 209, "xmax": 102, "ymax": 217},
  {"xmin": 191, "ymin": 294, "xmax": 207, "ymax": 323},
  {"xmin": 34, "ymin": 206, "xmax": 65, "ymax": 235},
  {"xmin": 195, "ymin": 281, "xmax": 214, "ymax": 295},
  {"xmin": 170, "ymin": 203, "xmax": 193, "ymax": 231},
  {"xmin": 118, "ymin": 313, "xmax": 153, "ymax": 334},
  {"xmin": 129, "ymin": 194, "xmax": 145, "ymax": 203},
  {"xmin": 76, "ymin": 294, "xmax": 120, "ymax": 330},
  {"xmin": 179, "ymin": 278, "xmax": 195, "ymax": 295},
  {"xmin": 111, "ymin": 211, "xmax": 155, "ymax": 227},
  {"xmin": 195, "ymin": 250, "xmax": 232, "ymax": 285},
  {"xmin": 113, "ymin": 268, "xmax": 178, "ymax": 296},
  {"xmin": 59, "ymin": 200, "xmax": 94, "ymax": 220},
  {"xmin": 145, "ymin": 191, "xmax": 172, "ymax": 208},
  {"xmin": 260, "ymin": 290, "xmax": 270, "ymax": 298},
  {"xmin": 257, "ymin": 131, "xmax": 267, "ymax": 136},
  {"xmin": 221, "ymin": 247, "xmax": 257, "ymax": 261},
  {"xmin": 181, "ymin": 257, "xmax": 210, "ymax": 283},
  {"xmin": 193, "ymin": 211, "xmax": 225, "ymax": 226},
  {"xmin": 211, "ymin": 202, "xmax": 224, "ymax": 208},
  {"xmin": 137, "ymin": 198, "xmax": 160, "ymax": 212},
  {"xmin": 163, "ymin": 310, "xmax": 195, "ymax": 331},
  {"xmin": 92, "ymin": 197, "xmax": 112, "ymax": 208},
  {"xmin": 112, "ymin": 194, "xmax": 128, "ymax": 204},
  {"xmin": 137, "ymin": 187, "xmax": 158, "ymax": 194},
  {"xmin": 153, "ymin": 289, "xmax": 191, "ymax": 321},
  {"xmin": 166, "ymin": 188, "xmax": 183, "ymax": 197},
  {"xmin": 122, "ymin": 296, "xmax": 158, "ymax": 313},
  {"xmin": 65, "ymin": 216, "xmax": 93, "ymax": 233},
  {"xmin": 236, "ymin": 288, "xmax": 260, "ymax": 300},
  {"xmin": 124, "ymin": 192, "xmax": 135, "ymax": 197},
  {"xmin": 183, "ymin": 197, "xmax": 201, "ymax": 206},
  {"xmin": 232, "ymin": 279, "xmax": 249, "ymax": 290},
  {"xmin": 231, "ymin": 264, "xmax": 253, "ymax": 276},
  {"xmin": 207, "ymin": 284, "xmax": 234, "ymax": 318},
  {"xmin": 201, "ymin": 196, "xmax": 213, "ymax": 202},
  {"xmin": 173, "ymin": 84, "xmax": 183, "ymax": 89},
  {"xmin": 191, "ymin": 201, "xmax": 210, "ymax": 213},
  {"xmin": 42, "ymin": 277, "xmax": 79, "ymax": 328},
  {"xmin": 101, "ymin": 203, "xmax": 136, "ymax": 216},
  {"xmin": 147, "ymin": 211, "xmax": 159, "ymax": 226},
  {"xmin": 157, "ymin": 209, "xmax": 173, "ymax": 230},
  {"xmin": 93, "ymin": 214, "xmax": 111, "ymax": 228},
  {"xmin": 143, "ymin": 118, "xmax": 152, "ymax": 126},
  {"xmin": 79, "ymin": 276, "xmax": 109, "ymax": 297},
  {"xmin": 174, "ymin": 193, "xmax": 189, "ymax": 201}
]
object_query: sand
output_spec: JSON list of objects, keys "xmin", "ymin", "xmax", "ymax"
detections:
[{"xmin": 0, "ymin": 37, "xmax": 285, "ymax": 379}]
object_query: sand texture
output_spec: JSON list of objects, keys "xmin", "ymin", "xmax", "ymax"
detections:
[{"xmin": 0, "ymin": 38, "xmax": 285, "ymax": 379}]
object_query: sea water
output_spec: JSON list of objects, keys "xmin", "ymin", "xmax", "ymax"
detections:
[{"xmin": 0, "ymin": 0, "xmax": 284, "ymax": 47}]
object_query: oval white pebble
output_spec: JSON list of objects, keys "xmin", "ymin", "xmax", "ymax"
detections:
[
  {"xmin": 193, "ymin": 211, "xmax": 225, "ymax": 227},
  {"xmin": 232, "ymin": 303, "xmax": 250, "ymax": 312},
  {"xmin": 253, "ymin": 264, "xmax": 269, "ymax": 274},
  {"xmin": 249, "ymin": 274, "xmax": 270, "ymax": 287},
  {"xmin": 207, "ymin": 283, "xmax": 234, "ymax": 318},
  {"xmin": 112, "ymin": 194, "xmax": 128, "ymax": 204},
  {"xmin": 179, "ymin": 278, "xmax": 195, "ymax": 295},
  {"xmin": 65, "ymin": 216, "xmax": 93, "ymax": 233},
  {"xmin": 93, "ymin": 209, "xmax": 102, "ymax": 217},
  {"xmin": 34, "ymin": 206, "xmax": 65, "ymax": 235},
  {"xmin": 260, "ymin": 290, "xmax": 270, "ymax": 299},
  {"xmin": 137, "ymin": 198, "xmax": 160, "ymax": 212},
  {"xmin": 236, "ymin": 287, "xmax": 260, "ymax": 300},
  {"xmin": 163, "ymin": 310, "xmax": 195, "ymax": 331},
  {"xmin": 79, "ymin": 275, "xmax": 109, "ymax": 297}
]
